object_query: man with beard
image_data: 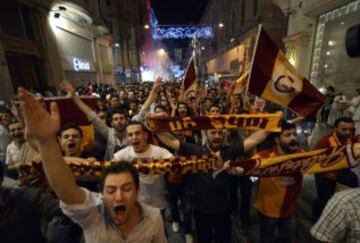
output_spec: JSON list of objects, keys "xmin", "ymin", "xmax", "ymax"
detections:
[
  {"xmin": 0, "ymin": 107, "xmax": 12, "ymax": 166},
  {"xmin": 254, "ymin": 121, "xmax": 302, "ymax": 243},
  {"xmin": 61, "ymin": 81, "xmax": 128, "ymax": 160},
  {"xmin": 156, "ymin": 127, "xmax": 268, "ymax": 243},
  {"xmin": 17, "ymin": 87, "xmax": 167, "ymax": 242},
  {"xmin": 312, "ymin": 117, "xmax": 359, "ymax": 222},
  {"xmin": 5, "ymin": 119, "xmax": 39, "ymax": 178},
  {"xmin": 113, "ymin": 121, "xmax": 173, "ymax": 211}
]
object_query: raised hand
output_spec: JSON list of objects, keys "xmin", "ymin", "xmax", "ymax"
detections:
[
  {"xmin": 18, "ymin": 87, "xmax": 60, "ymax": 144},
  {"xmin": 60, "ymin": 80, "xmax": 76, "ymax": 97},
  {"xmin": 169, "ymin": 97, "xmax": 177, "ymax": 111},
  {"xmin": 151, "ymin": 77, "xmax": 162, "ymax": 94}
]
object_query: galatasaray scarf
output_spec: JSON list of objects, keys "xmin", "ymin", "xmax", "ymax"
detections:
[
  {"xmin": 18, "ymin": 143, "xmax": 360, "ymax": 187},
  {"xmin": 146, "ymin": 113, "xmax": 283, "ymax": 132}
]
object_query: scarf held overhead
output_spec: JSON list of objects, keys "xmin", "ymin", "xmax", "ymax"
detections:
[
  {"xmin": 146, "ymin": 113, "xmax": 283, "ymax": 132},
  {"xmin": 19, "ymin": 143, "xmax": 360, "ymax": 187}
]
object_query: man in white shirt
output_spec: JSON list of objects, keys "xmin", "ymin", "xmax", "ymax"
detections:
[
  {"xmin": 17, "ymin": 87, "xmax": 167, "ymax": 243},
  {"xmin": 6, "ymin": 120, "xmax": 39, "ymax": 177},
  {"xmin": 114, "ymin": 121, "xmax": 173, "ymax": 210},
  {"xmin": 0, "ymin": 107, "xmax": 12, "ymax": 165}
]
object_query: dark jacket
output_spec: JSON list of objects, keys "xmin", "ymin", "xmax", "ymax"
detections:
[{"xmin": 0, "ymin": 186, "xmax": 62, "ymax": 243}]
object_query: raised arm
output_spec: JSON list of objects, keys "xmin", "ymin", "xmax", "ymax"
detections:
[
  {"xmin": 132, "ymin": 77, "xmax": 161, "ymax": 122},
  {"xmin": 243, "ymin": 129, "xmax": 269, "ymax": 153},
  {"xmin": 142, "ymin": 77, "xmax": 161, "ymax": 112},
  {"xmin": 18, "ymin": 88, "xmax": 85, "ymax": 204},
  {"xmin": 60, "ymin": 80, "xmax": 94, "ymax": 116},
  {"xmin": 61, "ymin": 80, "xmax": 110, "ymax": 139},
  {"xmin": 155, "ymin": 132, "xmax": 180, "ymax": 152}
]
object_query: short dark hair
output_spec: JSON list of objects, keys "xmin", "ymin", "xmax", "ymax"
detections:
[
  {"xmin": 273, "ymin": 120, "xmax": 296, "ymax": 138},
  {"xmin": 0, "ymin": 106, "xmax": 11, "ymax": 114},
  {"xmin": 154, "ymin": 104, "xmax": 167, "ymax": 113},
  {"xmin": 99, "ymin": 161, "xmax": 140, "ymax": 192},
  {"xmin": 110, "ymin": 105, "xmax": 128, "ymax": 119},
  {"xmin": 336, "ymin": 169, "xmax": 359, "ymax": 188},
  {"xmin": 58, "ymin": 123, "xmax": 83, "ymax": 138},
  {"xmin": 334, "ymin": 117, "xmax": 354, "ymax": 127},
  {"xmin": 208, "ymin": 103, "xmax": 222, "ymax": 112},
  {"xmin": 126, "ymin": 120, "xmax": 149, "ymax": 133}
]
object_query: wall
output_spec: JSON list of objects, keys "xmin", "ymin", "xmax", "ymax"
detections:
[{"xmin": 286, "ymin": 0, "xmax": 360, "ymax": 95}]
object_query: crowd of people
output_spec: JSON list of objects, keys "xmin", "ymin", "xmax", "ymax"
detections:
[{"xmin": 0, "ymin": 78, "xmax": 359, "ymax": 243}]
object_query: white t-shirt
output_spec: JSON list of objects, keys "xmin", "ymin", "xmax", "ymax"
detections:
[
  {"xmin": 5, "ymin": 141, "xmax": 40, "ymax": 166},
  {"xmin": 113, "ymin": 144, "xmax": 173, "ymax": 209}
]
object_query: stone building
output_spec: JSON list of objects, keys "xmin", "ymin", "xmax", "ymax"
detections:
[
  {"xmin": 0, "ymin": 0, "xmax": 147, "ymax": 101},
  {"xmin": 198, "ymin": 0, "xmax": 288, "ymax": 79},
  {"xmin": 284, "ymin": 0, "xmax": 360, "ymax": 95}
]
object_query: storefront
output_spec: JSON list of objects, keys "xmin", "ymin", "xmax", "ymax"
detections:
[
  {"xmin": 202, "ymin": 34, "xmax": 255, "ymax": 85},
  {"xmin": 309, "ymin": 0, "xmax": 360, "ymax": 94},
  {"xmin": 48, "ymin": 2, "xmax": 113, "ymax": 86}
]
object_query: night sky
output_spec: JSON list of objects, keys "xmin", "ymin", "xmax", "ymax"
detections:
[{"xmin": 150, "ymin": 0, "xmax": 208, "ymax": 25}]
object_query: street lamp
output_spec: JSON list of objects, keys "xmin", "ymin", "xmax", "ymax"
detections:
[
  {"xmin": 144, "ymin": 24, "xmax": 150, "ymax": 29},
  {"xmin": 158, "ymin": 48, "xmax": 166, "ymax": 56},
  {"xmin": 218, "ymin": 22, "xmax": 224, "ymax": 28}
]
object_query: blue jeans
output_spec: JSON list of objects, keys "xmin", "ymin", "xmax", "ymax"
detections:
[{"xmin": 258, "ymin": 212, "xmax": 295, "ymax": 243}]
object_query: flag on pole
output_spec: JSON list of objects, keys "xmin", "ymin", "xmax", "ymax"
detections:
[
  {"xmin": 247, "ymin": 26, "xmax": 324, "ymax": 117},
  {"xmin": 182, "ymin": 57, "xmax": 197, "ymax": 99},
  {"xmin": 44, "ymin": 97, "xmax": 98, "ymax": 149},
  {"xmin": 231, "ymin": 71, "xmax": 249, "ymax": 96}
]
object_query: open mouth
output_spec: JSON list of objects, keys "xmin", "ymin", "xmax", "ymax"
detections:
[
  {"xmin": 213, "ymin": 139, "xmax": 222, "ymax": 144},
  {"xmin": 68, "ymin": 143, "xmax": 76, "ymax": 149},
  {"xmin": 132, "ymin": 142, "xmax": 140, "ymax": 146},
  {"xmin": 114, "ymin": 205, "xmax": 126, "ymax": 214},
  {"xmin": 289, "ymin": 141, "xmax": 298, "ymax": 147}
]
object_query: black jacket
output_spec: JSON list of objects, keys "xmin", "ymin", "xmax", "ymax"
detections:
[{"xmin": 0, "ymin": 186, "xmax": 62, "ymax": 243}]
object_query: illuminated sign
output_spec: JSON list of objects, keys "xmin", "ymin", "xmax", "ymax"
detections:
[
  {"xmin": 152, "ymin": 26, "xmax": 214, "ymax": 40},
  {"xmin": 73, "ymin": 58, "xmax": 90, "ymax": 71}
]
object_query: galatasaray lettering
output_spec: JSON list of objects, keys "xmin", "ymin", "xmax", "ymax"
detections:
[{"xmin": 167, "ymin": 115, "xmax": 270, "ymax": 131}]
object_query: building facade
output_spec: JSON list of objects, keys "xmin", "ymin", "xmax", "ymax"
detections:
[
  {"xmin": 0, "ymin": 0, "xmax": 147, "ymax": 101},
  {"xmin": 284, "ymin": 0, "xmax": 360, "ymax": 96},
  {"xmin": 107, "ymin": 0, "xmax": 146, "ymax": 84},
  {"xmin": 48, "ymin": 1, "xmax": 113, "ymax": 86},
  {"xmin": 198, "ymin": 0, "xmax": 288, "ymax": 78}
]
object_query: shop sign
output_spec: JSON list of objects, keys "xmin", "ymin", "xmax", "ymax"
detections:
[{"xmin": 73, "ymin": 58, "xmax": 91, "ymax": 71}]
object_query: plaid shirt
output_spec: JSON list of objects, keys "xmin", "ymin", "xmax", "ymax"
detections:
[{"xmin": 311, "ymin": 188, "xmax": 360, "ymax": 243}]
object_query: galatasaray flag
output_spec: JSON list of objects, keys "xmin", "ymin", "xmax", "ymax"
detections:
[
  {"xmin": 247, "ymin": 26, "xmax": 325, "ymax": 117},
  {"xmin": 231, "ymin": 71, "xmax": 249, "ymax": 96},
  {"xmin": 182, "ymin": 57, "xmax": 197, "ymax": 98},
  {"xmin": 44, "ymin": 97, "xmax": 97, "ymax": 149}
]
